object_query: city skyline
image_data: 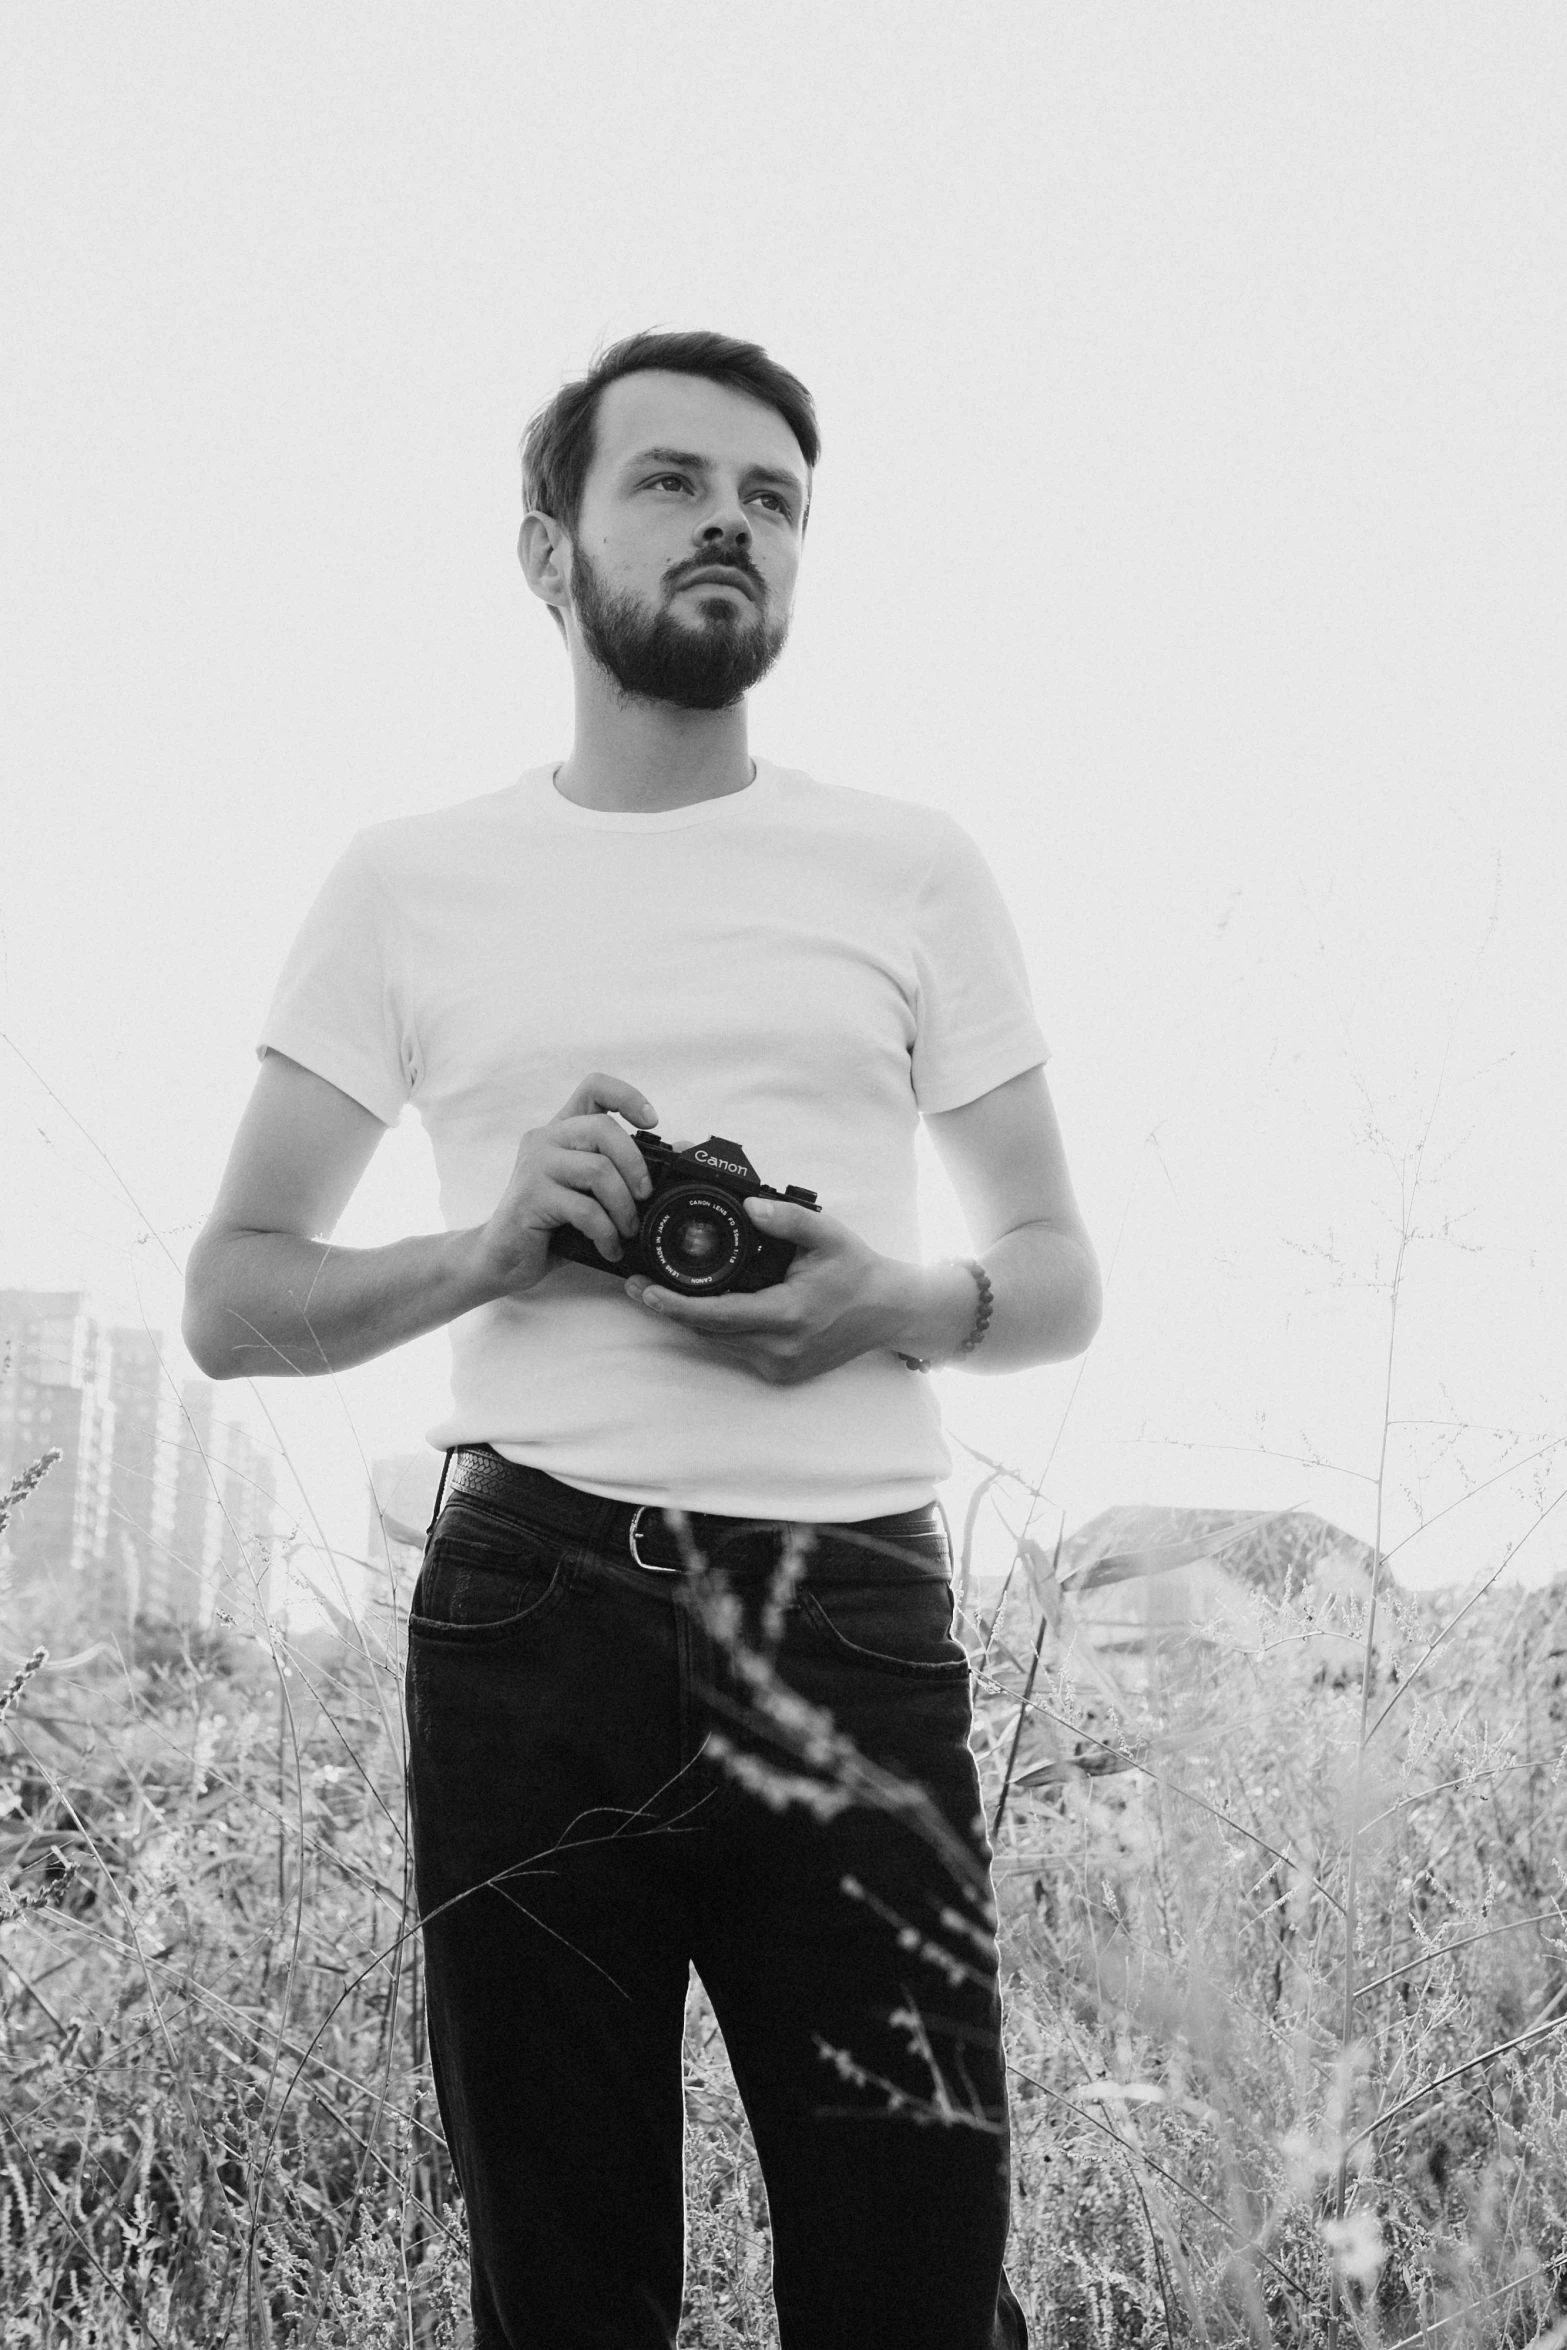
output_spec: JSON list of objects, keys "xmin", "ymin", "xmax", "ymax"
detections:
[{"xmin": 0, "ymin": 1288, "xmax": 283, "ymax": 1646}]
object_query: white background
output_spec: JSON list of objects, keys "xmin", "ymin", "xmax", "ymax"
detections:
[{"xmin": 3, "ymin": 6, "xmax": 1564, "ymax": 1599}]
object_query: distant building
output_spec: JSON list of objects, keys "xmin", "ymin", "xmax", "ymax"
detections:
[
  {"xmin": 212, "ymin": 1421, "xmax": 283, "ymax": 1628},
  {"xmin": 0, "ymin": 1290, "xmax": 115, "ymax": 1596},
  {"xmin": 162, "ymin": 1381, "xmax": 284, "ymax": 1628},
  {"xmin": 0, "ymin": 1291, "xmax": 283, "ymax": 1638},
  {"xmin": 366, "ymin": 1451, "xmax": 443, "ymax": 1563},
  {"xmin": 168, "ymin": 1380, "xmax": 221, "ymax": 1618},
  {"xmin": 1007, "ymin": 1502, "xmax": 1380, "ymax": 1696},
  {"xmin": 981, "ymin": 1505, "xmax": 1389, "ymax": 1872},
  {"xmin": 105, "ymin": 1327, "xmax": 184, "ymax": 1626}
]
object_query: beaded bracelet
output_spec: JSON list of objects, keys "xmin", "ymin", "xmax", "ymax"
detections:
[{"xmin": 898, "ymin": 1258, "xmax": 994, "ymax": 1373}]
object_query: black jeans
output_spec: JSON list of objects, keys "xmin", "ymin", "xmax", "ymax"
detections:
[{"xmin": 406, "ymin": 1453, "xmax": 1027, "ymax": 2349}]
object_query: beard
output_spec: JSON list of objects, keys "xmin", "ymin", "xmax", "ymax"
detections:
[{"xmin": 569, "ymin": 543, "xmax": 791, "ymax": 711}]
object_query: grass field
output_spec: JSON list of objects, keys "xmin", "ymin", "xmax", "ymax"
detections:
[{"xmin": 2, "ymin": 1454, "xmax": 1565, "ymax": 2347}]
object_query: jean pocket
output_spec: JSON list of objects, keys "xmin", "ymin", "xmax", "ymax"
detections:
[
  {"xmin": 409, "ymin": 1501, "xmax": 573, "ymax": 1646},
  {"xmin": 796, "ymin": 1577, "xmax": 971, "ymax": 1680}
]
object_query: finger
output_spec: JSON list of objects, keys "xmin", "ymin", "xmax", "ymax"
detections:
[
  {"xmin": 556, "ymin": 1113, "xmax": 655, "ymax": 1208},
  {"xmin": 624, "ymin": 1279, "xmax": 795, "ymax": 1334},
  {"xmin": 545, "ymin": 1183, "xmax": 626, "ymax": 1264},
  {"xmin": 545, "ymin": 1146, "xmax": 642, "ymax": 1238},
  {"xmin": 743, "ymin": 1196, "xmax": 827, "ymax": 1248},
  {"xmin": 556, "ymin": 1072, "xmax": 658, "ymax": 1128}
]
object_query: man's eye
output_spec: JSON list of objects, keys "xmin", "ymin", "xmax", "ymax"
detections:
[{"xmin": 650, "ymin": 475, "xmax": 690, "ymax": 493}]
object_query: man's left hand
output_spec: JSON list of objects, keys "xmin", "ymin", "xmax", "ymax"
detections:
[{"xmin": 623, "ymin": 1197, "xmax": 911, "ymax": 1385}]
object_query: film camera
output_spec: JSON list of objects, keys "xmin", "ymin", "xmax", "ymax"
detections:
[{"xmin": 549, "ymin": 1131, "xmax": 820, "ymax": 1296}]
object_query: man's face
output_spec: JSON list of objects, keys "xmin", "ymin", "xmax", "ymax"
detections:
[{"xmin": 563, "ymin": 371, "xmax": 809, "ymax": 711}]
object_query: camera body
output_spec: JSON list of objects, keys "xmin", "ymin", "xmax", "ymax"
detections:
[{"xmin": 548, "ymin": 1131, "xmax": 820, "ymax": 1296}]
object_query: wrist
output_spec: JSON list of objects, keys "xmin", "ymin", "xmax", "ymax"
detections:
[
  {"xmin": 448, "ymin": 1223, "xmax": 521, "ymax": 1311},
  {"xmin": 897, "ymin": 1258, "xmax": 995, "ymax": 1373},
  {"xmin": 879, "ymin": 1258, "xmax": 979, "ymax": 1368}
]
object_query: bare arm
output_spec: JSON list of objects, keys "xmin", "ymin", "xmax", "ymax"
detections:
[
  {"xmin": 182, "ymin": 1052, "xmax": 661, "ymax": 1379},
  {"xmin": 918, "ymin": 1063, "xmax": 1102, "ymax": 1372},
  {"xmin": 622, "ymin": 1064, "xmax": 1101, "ymax": 1381}
]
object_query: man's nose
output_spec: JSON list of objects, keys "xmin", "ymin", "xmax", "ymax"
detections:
[{"xmin": 697, "ymin": 506, "xmax": 751, "ymax": 552}]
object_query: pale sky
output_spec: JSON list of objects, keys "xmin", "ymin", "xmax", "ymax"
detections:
[{"xmin": 3, "ymin": 6, "xmax": 1564, "ymax": 1596}]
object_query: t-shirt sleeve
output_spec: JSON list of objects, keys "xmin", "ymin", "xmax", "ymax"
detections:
[
  {"xmin": 908, "ymin": 819, "xmax": 1049, "ymax": 1114},
  {"xmin": 255, "ymin": 833, "xmax": 415, "ymax": 1125}
]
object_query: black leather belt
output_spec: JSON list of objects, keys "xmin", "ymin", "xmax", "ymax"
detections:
[
  {"xmin": 442, "ymin": 1447, "xmax": 796, "ymax": 1574},
  {"xmin": 438, "ymin": 1446, "xmax": 945, "ymax": 1579}
]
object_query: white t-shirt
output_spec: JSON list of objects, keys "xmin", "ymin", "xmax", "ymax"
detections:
[{"xmin": 258, "ymin": 760, "xmax": 1047, "ymax": 1519}]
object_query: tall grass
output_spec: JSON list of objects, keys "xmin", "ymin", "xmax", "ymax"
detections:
[
  {"xmin": 0, "ymin": 1510, "xmax": 458, "ymax": 2348},
  {"xmin": 4, "ymin": 1429, "xmax": 1565, "ymax": 2346}
]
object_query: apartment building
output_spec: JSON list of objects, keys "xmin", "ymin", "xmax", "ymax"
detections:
[{"xmin": 1, "ymin": 1290, "xmax": 280, "ymax": 1634}]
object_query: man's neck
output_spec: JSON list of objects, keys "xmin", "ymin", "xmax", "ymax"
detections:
[{"xmin": 553, "ymin": 675, "xmax": 754, "ymax": 813}]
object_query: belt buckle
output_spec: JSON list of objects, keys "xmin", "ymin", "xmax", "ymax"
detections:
[{"xmin": 627, "ymin": 1503, "xmax": 682, "ymax": 1574}]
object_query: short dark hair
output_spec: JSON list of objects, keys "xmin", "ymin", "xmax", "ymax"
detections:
[{"xmin": 520, "ymin": 328, "xmax": 820, "ymax": 539}]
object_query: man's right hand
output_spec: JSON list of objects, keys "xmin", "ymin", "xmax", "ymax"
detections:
[
  {"xmin": 471, "ymin": 1073, "xmax": 660, "ymax": 1295},
  {"xmin": 183, "ymin": 1055, "xmax": 662, "ymax": 1381}
]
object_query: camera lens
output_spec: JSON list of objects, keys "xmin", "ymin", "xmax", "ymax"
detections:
[
  {"xmin": 670, "ymin": 1215, "xmax": 726, "ymax": 1268},
  {"xmin": 644, "ymin": 1187, "xmax": 749, "ymax": 1293}
]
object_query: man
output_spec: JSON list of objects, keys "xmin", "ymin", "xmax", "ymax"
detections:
[{"xmin": 184, "ymin": 329, "xmax": 1100, "ymax": 2350}]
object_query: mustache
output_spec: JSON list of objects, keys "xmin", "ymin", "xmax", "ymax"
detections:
[{"xmin": 666, "ymin": 552, "xmax": 764, "ymax": 594}]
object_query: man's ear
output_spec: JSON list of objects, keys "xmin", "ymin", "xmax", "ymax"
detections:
[{"xmin": 519, "ymin": 510, "xmax": 571, "ymax": 632}]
